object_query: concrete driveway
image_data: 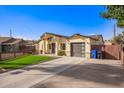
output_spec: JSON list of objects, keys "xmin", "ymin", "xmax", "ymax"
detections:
[
  {"xmin": 0, "ymin": 56, "xmax": 85, "ymax": 88},
  {"xmin": 32, "ymin": 59, "xmax": 124, "ymax": 88}
]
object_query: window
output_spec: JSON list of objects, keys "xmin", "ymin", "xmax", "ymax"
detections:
[
  {"xmin": 61, "ymin": 43, "xmax": 66, "ymax": 50},
  {"xmin": 48, "ymin": 44, "xmax": 51, "ymax": 49}
]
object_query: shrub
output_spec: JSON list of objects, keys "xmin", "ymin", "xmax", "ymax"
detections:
[{"xmin": 57, "ymin": 50, "xmax": 66, "ymax": 56}]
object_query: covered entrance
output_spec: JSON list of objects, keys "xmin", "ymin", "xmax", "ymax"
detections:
[
  {"xmin": 51, "ymin": 43, "xmax": 56, "ymax": 54},
  {"xmin": 71, "ymin": 42, "xmax": 85, "ymax": 57}
]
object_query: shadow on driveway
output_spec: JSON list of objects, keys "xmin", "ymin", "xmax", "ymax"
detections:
[{"xmin": 21, "ymin": 61, "xmax": 124, "ymax": 87}]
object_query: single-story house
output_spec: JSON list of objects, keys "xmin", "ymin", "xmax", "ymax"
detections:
[
  {"xmin": 38, "ymin": 32, "xmax": 104, "ymax": 58},
  {"xmin": 0, "ymin": 37, "xmax": 23, "ymax": 52}
]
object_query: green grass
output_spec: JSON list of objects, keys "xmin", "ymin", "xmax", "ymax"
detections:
[{"xmin": 0, "ymin": 55, "xmax": 56, "ymax": 70}]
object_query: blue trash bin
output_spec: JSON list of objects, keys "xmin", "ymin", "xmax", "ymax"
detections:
[{"xmin": 91, "ymin": 50, "xmax": 97, "ymax": 59}]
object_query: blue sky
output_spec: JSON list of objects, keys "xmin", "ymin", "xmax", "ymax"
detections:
[{"xmin": 0, "ymin": 5, "xmax": 122, "ymax": 40}]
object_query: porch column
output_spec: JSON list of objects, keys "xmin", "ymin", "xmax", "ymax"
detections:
[
  {"xmin": 43, "ymin": 39, "xmax": 45, "ymax": 54},
  {"xmin": 55, "ymin": 42, "xmax": 59, "ymax": 55}
]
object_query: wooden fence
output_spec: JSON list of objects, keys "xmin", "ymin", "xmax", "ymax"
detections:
[
  {"xmin": 0, "ymin": 51, "xmax": 26, "ymax": 61},
  {"xmin": 91, "ymin": 45, "xmax": 121, "ymax": 60}
]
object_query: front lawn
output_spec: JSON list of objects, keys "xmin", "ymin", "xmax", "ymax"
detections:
[{"xmin": 0, "ymin": 55, "xmax": 56, "ymax": 70}]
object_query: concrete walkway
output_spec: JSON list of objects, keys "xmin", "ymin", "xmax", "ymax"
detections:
[{"xmin": 0, "ymin": 57, "xmax": 85, "ymax": 88}]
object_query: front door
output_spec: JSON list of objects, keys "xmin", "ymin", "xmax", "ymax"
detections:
[{"xmin": 51, "ymin": 43, "xmax": 56, "ymax": 54}]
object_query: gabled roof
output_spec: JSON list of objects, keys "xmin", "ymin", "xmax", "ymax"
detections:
[
  {"xmin": 0, "ymin": 36, "xmax": 23, "ymax": 45},
  {"xmin": 89, "ymin": 35, "xmax": 102, "ymax": 39},
  {"xmin": 2, "ymin": 38, "xmax": 23, "ymax": 45},
  {"xmin": 69, "ymin": 34, "xmax": 99, "ymax": 40},
  {"xmin": 40, "ymin": 32, "xmax": 69, "ymax": 39},
  {"xmin": 89, "ymin": 35, "xmax": 104, "ymax": 41},
  {"xmin": 40, "ymin": 32, "xmax": 103, "ymax": 41},
  {"xmin": 0, "ymin": 37, "xmax": 11, "ymax": 44}
]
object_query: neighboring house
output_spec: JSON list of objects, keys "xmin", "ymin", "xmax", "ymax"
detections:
[
  {"xmin": 0, "ymin": 36, "xmax": 37, "ymax": 53},
  {"xmin": 38, "ymin": 32, "xmax": 104, "ymax": 58},
  {"xmin": 0, "ymin": 37, "xmax": 23, "ymax": 52},
  {"xmin": 89, "ymin": 35, "xmax": 104, "ymax": 45},
  {"xmin": 0, "ymin": 37, "xmax": 10, "ymax": 52}
]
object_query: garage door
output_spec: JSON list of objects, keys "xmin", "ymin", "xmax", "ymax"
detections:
[{"xmin": 71, "ymin": 43, "xmax": 85, "ymax": 57}]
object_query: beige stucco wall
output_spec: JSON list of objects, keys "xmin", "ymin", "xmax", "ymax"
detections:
[
  {"xmin": 85, "ymin": 38, "xmax": 91, "ymax": 59},
  {"xmin": 65, "ymin": 41, "xmax": 71, "ymax": 56},
  {"xmin": 39, "ymin": 39, "xmax": 52, "ymax": 54},
  {"xmin": 45, "ymin": 40, "xmax": 48, "ymax": 53},
  {"xmin": 38, "ymin": 40, "xmax": 44, "ymax": 54}
]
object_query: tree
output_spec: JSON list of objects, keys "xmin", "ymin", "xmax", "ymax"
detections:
[
  {"xmin": 110, "ymin": 31, "xmax": 124, "ymax": 44},
  {"xmin": 112, "ymin": 34, "xmax": 123, "ymax": 44},
  {"xmin": 101, "ymin": 6, "xmax": 124, "ymax": 28}
]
